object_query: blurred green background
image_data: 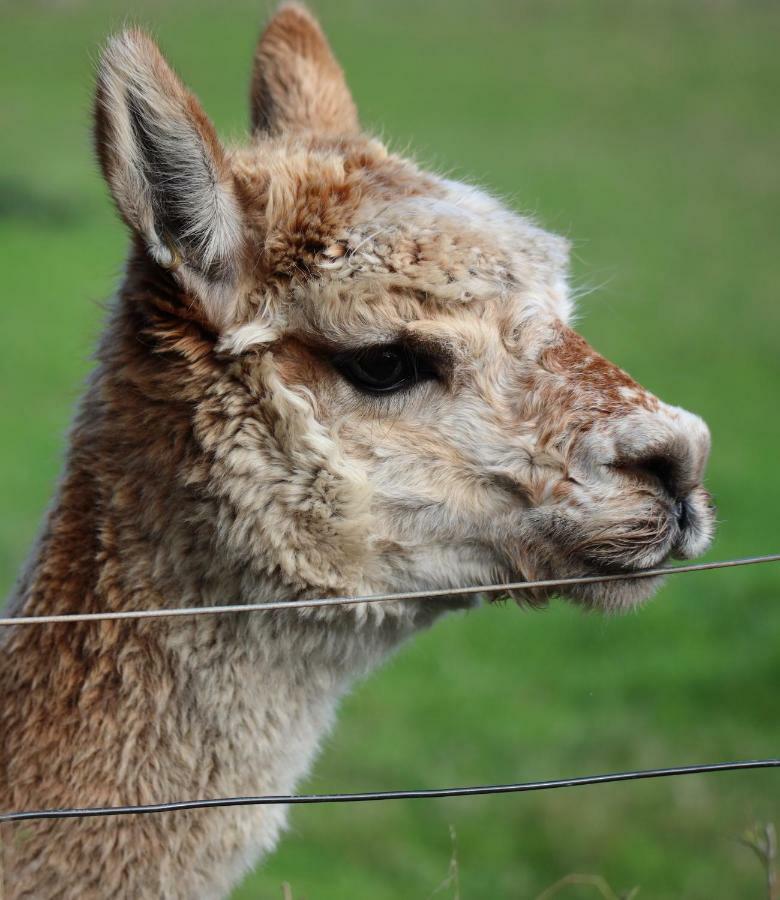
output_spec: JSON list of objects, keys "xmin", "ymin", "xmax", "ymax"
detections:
[{"xmin": 1, "ymin": 1, "xmax": 778, "ymax": 897}]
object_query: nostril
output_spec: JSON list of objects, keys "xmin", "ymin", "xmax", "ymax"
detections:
[
  {"xmin": 613, "ymin": 453, "xmax": 680, "ymax": 500},
  {"xmin": 641, "ymin": 455, "xmax": 679, "ymax": 498}
]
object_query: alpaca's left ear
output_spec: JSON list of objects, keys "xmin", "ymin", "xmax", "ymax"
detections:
[
  {"xmin": 95, "ymin": 30, "xmax": 244, "ymax": 324},
  {"xmin": 250, "ymin": 3, "xmax": 359, "ymax": 136}
]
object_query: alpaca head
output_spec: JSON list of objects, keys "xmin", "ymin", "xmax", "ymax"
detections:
[{"xmin": 93, "ymin": 4, "xmax": 714, "ymax": 615}]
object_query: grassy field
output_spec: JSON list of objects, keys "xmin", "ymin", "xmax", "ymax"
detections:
[{"xmin": 1, "ymin": 1, "xmax": 779, "ymax": 897}]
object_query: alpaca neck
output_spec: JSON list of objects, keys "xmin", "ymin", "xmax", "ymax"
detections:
[{"xmin": 0, "ymin": 439, "xmax": 407, "ymax": 898}]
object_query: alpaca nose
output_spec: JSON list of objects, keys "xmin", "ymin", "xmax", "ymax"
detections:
[{"xmin": 609, "ymin": 409, "xmax": 711, "ymax": 503}]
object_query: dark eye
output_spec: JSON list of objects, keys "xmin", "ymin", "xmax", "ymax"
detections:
[{"xmin": 333, "ymin": 343, "xmax": 434, "ymax": 394}]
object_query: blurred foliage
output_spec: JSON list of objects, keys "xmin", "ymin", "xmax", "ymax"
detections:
[{"xmin": 1, "ymin": 1, "xmax": 778, "ymax": 897}]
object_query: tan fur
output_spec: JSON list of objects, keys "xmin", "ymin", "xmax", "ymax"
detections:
[{"xmin": 0, "ymin": 6, "xmax": 715, "ymax": 897}]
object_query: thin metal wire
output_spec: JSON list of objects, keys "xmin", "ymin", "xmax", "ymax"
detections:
[
  {"xmin": 1, "ymin": 560, "xmax": 778, "ymax": 825},
  {"xmin": 2, "ymin": 760, "xmax": 777, "ymax": 823},
  {"xmin": 1, "ymin": 554, "xmax": 778, "ymax": 628}
]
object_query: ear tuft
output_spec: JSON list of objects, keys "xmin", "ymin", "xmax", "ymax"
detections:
[
  {"xmin": 95, "ymin": 30, "xmax": 243, "ymax": 316},
  {"xmin": 250, "ymin": 3, "xmax": 359, "ymax": 136}
]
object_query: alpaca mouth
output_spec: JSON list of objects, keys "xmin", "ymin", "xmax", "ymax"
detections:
[
  {"xmin": 563, "ymin": 517, "xmax": 714, "ymax": 611},
  {"xmin": 521, "ymin": 488, "xmax": 716, "ymax": 612}
]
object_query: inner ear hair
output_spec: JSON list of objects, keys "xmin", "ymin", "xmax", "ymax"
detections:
[{"xmin": 122, "ymin": 86, "xmax": 233, "ymax": 279}]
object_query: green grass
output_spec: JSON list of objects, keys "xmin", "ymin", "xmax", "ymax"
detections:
[{"xmin": 1, "ymin": 1, "xmax": 779, "ymax": 897}]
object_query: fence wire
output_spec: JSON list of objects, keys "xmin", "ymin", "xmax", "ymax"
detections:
[
  {"xmin": 2, "ymin": 760, "xmax": 778, "ymax": 823},
  {"xmin": 1, "ymin": 553, "xmax": 778, "ymax": 824},
  {"xmin": 1, "ymin": 554, "xmax": 778, "ymax": 627}
]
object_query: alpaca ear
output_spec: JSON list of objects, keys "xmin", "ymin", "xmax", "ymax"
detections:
[
  {"xmin": 250, "ymin": 3, "xmax": 359, "ymax": 136},
  {"xmin": 95, "ymin": 30, "xmax": 243, "ymax": 321}
]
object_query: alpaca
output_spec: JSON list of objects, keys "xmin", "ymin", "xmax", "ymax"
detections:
[{"xmin": 0, "ymin": 5, "xmax": 715, "ymax": 898}]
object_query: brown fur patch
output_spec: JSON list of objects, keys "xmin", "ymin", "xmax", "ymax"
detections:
[
  {"xmin": 272, "ymin": 336, "xmax": 336, "ymax": 390},
  {"xmin": 541, "ymin": 325, "xmax": 660, "ymax": 415}
]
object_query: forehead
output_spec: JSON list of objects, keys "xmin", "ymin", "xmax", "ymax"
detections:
[
  {"xmin": 332, "ymin": 178, "xmax": 571, "ymax": 309},
  {"xmin": 234, "ymin": 137, "xmax": 573, "ymax": 338}
]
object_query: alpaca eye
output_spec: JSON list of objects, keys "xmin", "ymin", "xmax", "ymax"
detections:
[{"xmin": 334, "ymin": 344, "xmax": 431, "ymax": 394}]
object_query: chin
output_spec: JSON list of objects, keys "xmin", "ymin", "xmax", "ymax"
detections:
[{"xmin": 562, "ymin": 573, "xmax": 668, "ymax": 613}]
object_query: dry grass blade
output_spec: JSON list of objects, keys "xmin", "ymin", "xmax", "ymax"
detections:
[
  {"xmin": 534, "ymin": 873, "xmax": 639, "ymax": 900},
  {"xmin": 429, "ymin": 825, "xmax": 460, "ymax": 899},
  {"xmin": 741, "ymin": 822, "xmax": 777, "ymax": 900}
]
